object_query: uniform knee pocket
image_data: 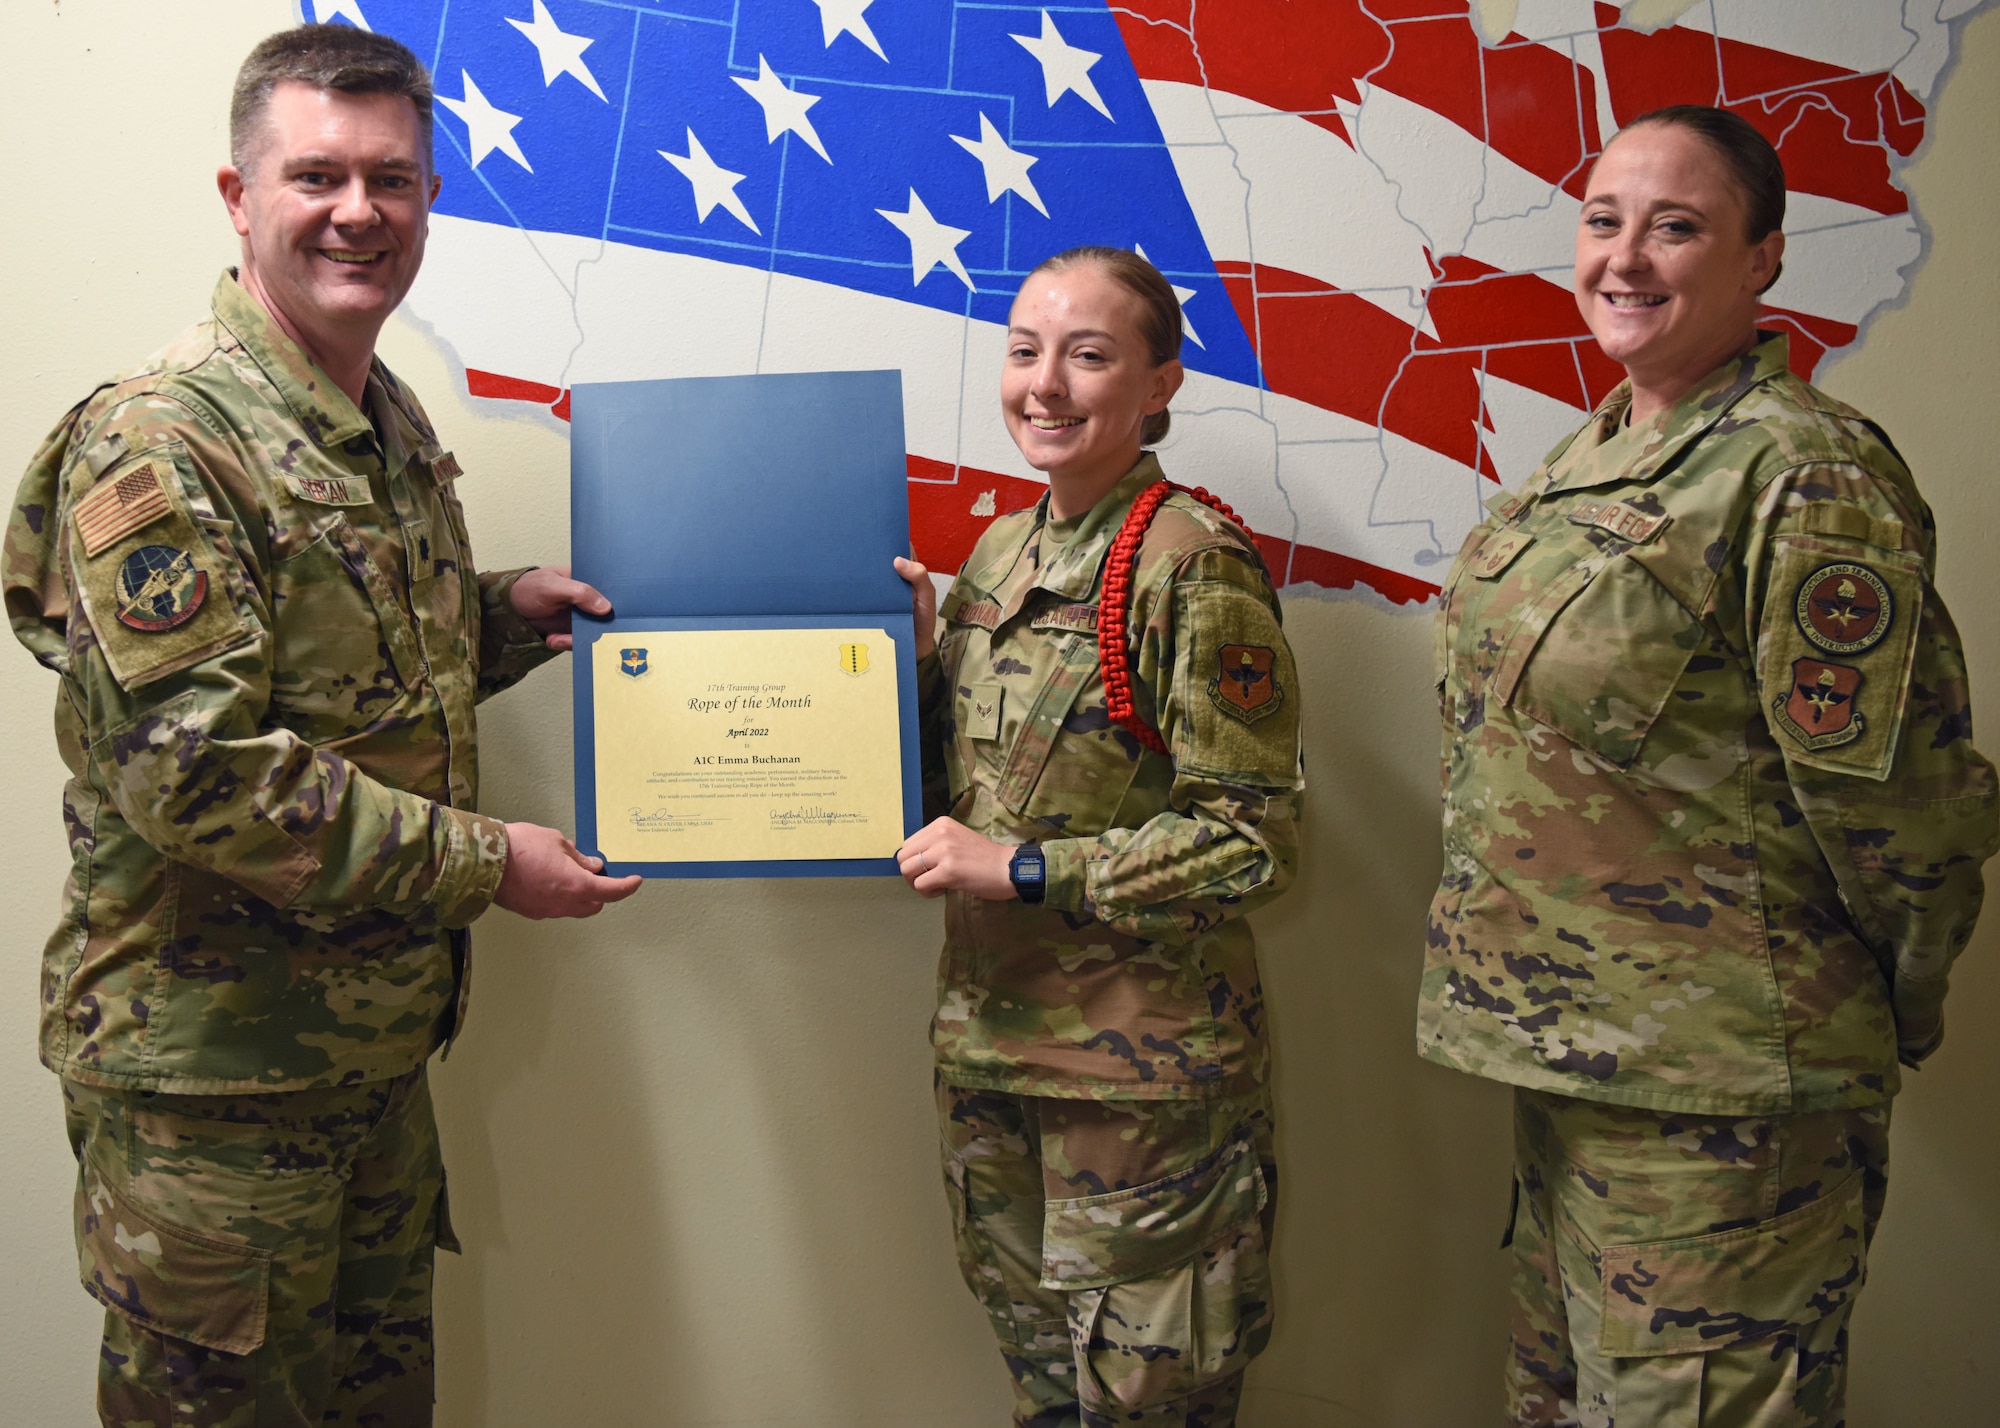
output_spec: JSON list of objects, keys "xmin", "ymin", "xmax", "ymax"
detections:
[
  {"xmin": 1043, "ymin": 1123, "xmax": 1273, "ymax": 1413},
  {"xmin": 1596, "ymin": 1169, "xmax": 1868, "ymax": 1359},
  {"xmin": 75, "ymin": 1159, "xmax": 271, "ymax": 1355}
]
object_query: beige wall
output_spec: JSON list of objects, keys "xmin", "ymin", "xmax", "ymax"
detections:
[{"xmin": 1, "ymin": 3, "xmax": 1994, "ymax": 1422}]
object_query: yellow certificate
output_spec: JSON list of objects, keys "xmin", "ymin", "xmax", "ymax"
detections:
[{"xmin": 590, "ymin": 628, "xmax": 904, "ymax": 863}]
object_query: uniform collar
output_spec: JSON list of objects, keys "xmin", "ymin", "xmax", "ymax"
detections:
[
  {"xmin": 210, "ymin": 269, "xmax": 407, "ymax": 459},
  {"xmin": 964, "ymin": 453, "xmax": 1166, "ymax": 601},
  {"xmin": 1546, "ymin": 332, "xmax": 1790, "ymax": 495}
]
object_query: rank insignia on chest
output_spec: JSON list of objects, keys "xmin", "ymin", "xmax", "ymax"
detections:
[
  {"xmin": 1773, "ymin": 657, "xmax": 1865, "ymax": 750},
  {"xmin": 620, "ymin": 647, "xmax": 649, "ymax": 678},
  {"xmin": 114, "ymin": 544, "xmax": 207, "ymax": 632},
  {"xmin": 1795, "ymin": 562, "xmax": 1892, "ymax": 654},
  {"xmin": 1209, "ymin": 644, "xmax": 1283, "ymax": 724},
  {"xmin": 839, "ymin": 642, "xmax": 870, "ymax": 675},
  {"xmin": 1472, "ymin": 531, "xmax": 1533, "ymax": 580}
]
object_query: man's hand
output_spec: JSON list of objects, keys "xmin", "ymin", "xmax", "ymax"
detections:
[
  {"xmin": 896, "ymin": 816, "xmax": 1016, "ymax": 900},
  {"xmin": 494, "ymin": 822, "xmax": 642, "ymax": 919},
  {"xmin": 509, "ymin": 565, "xmax": 612, "ymax": 652},
  {"xmin": 894, "ymin": 556, "xmax": 938, "ymax": 660}
]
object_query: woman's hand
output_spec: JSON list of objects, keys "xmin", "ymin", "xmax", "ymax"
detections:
[
  {"xmin": 894, "ymin": 555, "xmax": 938, "ymax": 660},
  {"xmin": 897, "ymin": 817, "xmax": 1017, "ymax": 900}
]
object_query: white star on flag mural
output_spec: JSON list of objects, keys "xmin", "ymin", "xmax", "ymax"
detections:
[
  {"xmin": 507, "ymin": 0, "xmax": 606, "ymax": 101},
  {"xmin": 876, "ymin": 190, "xmax": 973, "ymax": 291},
  {"xmin": 311, "ymin": 0, "xmax": 371, "ymax": 29},
  {"xmin": 951, "ymin": 113, "xmax": 1047, "ymax": 216},
  {"xmin": 659, "ymin": 130, "xmax": 760, "ymax": 234},
  {"xmin": 810, "ymin": 0, "xmax": 888, "ymax": 63},
  {"xmin": 733, "ymin": 55, "xmax": 832, "ymax": 163},
  {"xmin": 1010, "ymin": 10, "xmax": 1112, "ymax": 121},
  {"xmin": 438, "ymin": 71, "xmax": 532, "ymax": 171},
  {"xmin": 1133, "ymin": 243, "xmax": 1204, "ymax": 349}
]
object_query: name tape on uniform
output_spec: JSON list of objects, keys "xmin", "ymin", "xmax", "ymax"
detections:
[
  {"xmin": 284, "ymin": 473, "xmax": 374, "ymax": 507},
  {"xmin": 1567, "ymin": 500, "xmax": 1670, "ymax": 544}
]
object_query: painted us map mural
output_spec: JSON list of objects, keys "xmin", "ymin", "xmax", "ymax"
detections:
[{"xmin": 302, "ymin": 0, "xmax": 1991, "ymax": 603}]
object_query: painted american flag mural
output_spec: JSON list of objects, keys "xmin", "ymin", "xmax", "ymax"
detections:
[{"xmin": 304, "ymin": 0, "xmax": 1992, "ymax": 603}]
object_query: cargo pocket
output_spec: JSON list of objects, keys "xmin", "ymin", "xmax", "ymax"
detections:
[
  {"xmin": 1497, "ymin": 554, "xmax": 1705, "ymax": 767},
  {"xmin": 75, "ymin": 1160, "xmax": 271, "ymax": 1356},
  {"xmin": 1049, "ymin": 1126, "xmax": 1273, "ymax": 1413},
  {"xmin": 1597, "ymin": 1169, "xmax": 1867, "ymax": 1358}
]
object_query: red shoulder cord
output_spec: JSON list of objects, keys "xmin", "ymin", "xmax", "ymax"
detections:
[{"xmin": 1097, "ymin": 481, "xmax": 1249, "ymax": 755}]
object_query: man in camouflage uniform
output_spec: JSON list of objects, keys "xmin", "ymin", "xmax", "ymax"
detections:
[
  {"xmin": 1426, "ymin": 333, "xmax": 1998, "ymax": 1424},
  {"xmin": 4, "ymin": 26, "xmax": 638, "ymax": 1424},
  {"xmin": 898, "ymin": 451, "xmax": 1303, "ymax": 1427}
]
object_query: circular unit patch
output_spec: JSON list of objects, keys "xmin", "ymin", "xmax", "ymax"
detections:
[
  {"xmin": 1795, "ymin": 562, "xmax": 1892, "ymax": 655},
  {"xmin": 115, "ymin": 543, "xmax": 207, "ymax": 633}
]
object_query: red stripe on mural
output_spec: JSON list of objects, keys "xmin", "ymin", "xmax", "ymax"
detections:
[
  {"xmin": 1111, "ymin": 0, "xmax": 1394, "ymax": 145},
  {"xmin": 1592, "ymin": 1, "xmax": 1921, "ymax": 216},
  {"xmin": 908, "ymin": 454, "xmax": 1437, "ymax": 605},
  {"xmin": 1115, "ymin": 2, "xmax": 1601, "ymax": 188}
]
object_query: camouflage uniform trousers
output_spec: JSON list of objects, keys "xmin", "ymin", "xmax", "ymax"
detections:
[
  {"xmin": 938, "ymin": 1079, "xmax": 1277, "ymax": 1428},
  {"xmin": 1505, "ymin": 1087, "xmax": 1891, "ymax": 1428},
  {"xmin": 64, "ymin": 1067, "xmax": 454, "ymax": 1426}
]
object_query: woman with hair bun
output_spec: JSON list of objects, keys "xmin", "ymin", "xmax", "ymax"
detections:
[
  {"xmin": 1423, "ymin": 106, "xmax": 1998, "ymax": 1425},
  {"xmin": 894, "ymin": 247, "xmax": 1304, "ymax": 1427}
]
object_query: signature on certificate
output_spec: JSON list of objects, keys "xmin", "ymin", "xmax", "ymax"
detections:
[
  {"xmin": 627, "ymin": 807, "xmax": 721, "ymax": 830},
  {"xmin": 769, "ymin": 805, "xmax": 867, "ymax": 828}
]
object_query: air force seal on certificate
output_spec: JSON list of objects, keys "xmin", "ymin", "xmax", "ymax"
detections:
[
  {"xmin": 620, "ymin": 647, "xmax": 649, "ymax": 678},
  {"xmin": 839, "ymin": 642, "xmax": 870, "ymax": 676}
]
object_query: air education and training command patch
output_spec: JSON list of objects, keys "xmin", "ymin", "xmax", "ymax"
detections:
[
  {"xmin": 1796, "ymin": 562, "xmax": 1892, "ymax": 654},
  {"xmin": 1209, "ymin": 644, "xmax": 1283, "ymax": 724},
  {"xmin": 114, "ymin": 544, "xmax": 207, "ymax": 633},
  {"xmin": 1772, "ymin": 656, "xmax": 1866, "ymax": 750}
]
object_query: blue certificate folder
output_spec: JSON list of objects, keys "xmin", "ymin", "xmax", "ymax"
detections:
[{"xmin": 568, "ymin": 370, "xmax": 921, "ymax": 878}]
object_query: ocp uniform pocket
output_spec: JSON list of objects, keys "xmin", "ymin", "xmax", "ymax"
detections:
[
  {"xmin": 1498, "ymin": 554, "xmax": 1706, "ymax": 767},
  {"xmin": 1596, "ymin": 1168, "xmax": 1868, "ymax": 1359},
  {"xmin": 1046, "ymin": 1125, "xmax": 1273, "ymax": 1413},
  {"xmin": 74, "ymin": 1157, "xmax": 271, "ymax": 1356}
]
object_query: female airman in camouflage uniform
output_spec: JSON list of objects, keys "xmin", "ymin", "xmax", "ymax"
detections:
[
  {"xmin": 1425, "ymin": 107, "xmax": 1999, "ymax": 1426},
  {"xmin": 895, "ymin": 249, "xmax": 1305, "ymax": 1427}
]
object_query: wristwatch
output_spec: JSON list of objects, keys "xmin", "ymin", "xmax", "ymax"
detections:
[{"xmin": 1008, "ymin": 844, "xmax": 1046, "ymax": 904}]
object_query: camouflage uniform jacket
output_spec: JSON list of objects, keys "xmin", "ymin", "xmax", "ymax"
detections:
[
  {"xmin": 918, "ymin": 454, "xmax": 1304, "ymax": 1100},
  {"xmin": 3, "ymin": 271, "xmax": 556, "ymax": 1094},
  {"xmin": 1421, "ymin": 335, "xmax": 1998, "ymax": 1115}
]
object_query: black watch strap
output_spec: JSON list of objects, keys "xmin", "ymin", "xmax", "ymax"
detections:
[{"xmin": 1009, "ymin": 844, "xmax": 1047, "ymax": 905}]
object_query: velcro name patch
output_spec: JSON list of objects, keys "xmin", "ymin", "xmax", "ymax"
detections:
[
  {"xmin": 1567, "ymin": 500, "xmax": 1669, "ymax": 544},
  {"xmin": 951, "ymin": 599, "xmax": 1003, "ymax": 631},
  {"xmin": 74, "ymin": 461, "xmax": 172, "ymax": 557},
  {"xmin": 284, "ymin": 473, "xmax": 374, "ymax": 507},
  {"xmin": 429, "ymin": 450, "xmax": 464, "ymax": 482},
  {"xmin": 1030, "ymin": 603, "xmax": 1098, "ymax": 633}
]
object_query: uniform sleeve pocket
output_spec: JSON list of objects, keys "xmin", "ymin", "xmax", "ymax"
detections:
[
  {"xmin": 1045, "ymin": 1126, "xmax": 1273, "ymax": 1414},
  {"xmin": 75, "ymin": 1161, "xmax": 271, "ymax": 1356},
  {"xmin": 1502, "ymin": 555, "xmax": 1706, "ymax": 767},
  {"xmin": 1597, "ymin": 1169, "xmax": 1867, "ymax": 1358}
]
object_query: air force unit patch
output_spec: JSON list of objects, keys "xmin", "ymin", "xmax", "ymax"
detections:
[
  {"xmin": 1797, "ymin": 562, "xmax": 1892, "ymax": 654},
  {"xmin": 1773, "ymin": 656, "xmax": 1866, "ymax": 750},
  {"xmin": 114, "ymin": 544, "xmax": 207, "ymax": 632},
  {"xmin": 1209, "ymin": 644, "xmax": 1282, "ymax": 724}
]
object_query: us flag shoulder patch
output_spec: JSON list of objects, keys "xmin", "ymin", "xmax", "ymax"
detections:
[{"xmin": 74, "ymin": 460, "xmax": 172, "ymax": 558}]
